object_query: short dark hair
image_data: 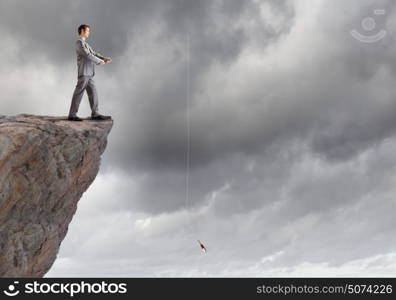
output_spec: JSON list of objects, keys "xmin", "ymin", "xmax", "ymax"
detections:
[{"xmin": 78, "ymin": 24, "xmax": 90, "ymax": 35}]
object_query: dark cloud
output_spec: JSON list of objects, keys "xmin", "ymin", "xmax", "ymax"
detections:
[{"xmin": 97, "ymin": 0, "xmax": 396, "ymax": 177}]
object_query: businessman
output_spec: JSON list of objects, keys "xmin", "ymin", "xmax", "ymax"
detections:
[{"xmin": 68, "ymin": 24, "xmax": 112, "ymax": 121}]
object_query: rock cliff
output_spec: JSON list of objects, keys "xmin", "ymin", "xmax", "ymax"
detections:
[{"xmin": 0, "ymin": 114, "xmax": 113, "ymax": 277}]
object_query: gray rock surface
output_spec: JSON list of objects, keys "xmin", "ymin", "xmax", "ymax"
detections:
[{"xmin": 0, "ymin": 114, "xmax": 113, "ymax": 277}]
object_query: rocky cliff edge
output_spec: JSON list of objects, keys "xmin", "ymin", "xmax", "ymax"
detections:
[{"xmin": 0, "ymin": 114, "xmax": 113, "ymax": 277}]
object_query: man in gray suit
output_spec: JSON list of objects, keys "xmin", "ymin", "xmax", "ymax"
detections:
[{"xmin": 68, "ymin": 24, "xmax": 112, "ymax": 121}]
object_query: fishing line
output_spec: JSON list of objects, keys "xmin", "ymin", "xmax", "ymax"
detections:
[{"xmin": 185, "ymin": 32, "xmax": 207, "ymax": 255}]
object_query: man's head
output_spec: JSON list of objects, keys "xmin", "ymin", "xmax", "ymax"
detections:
[{"xmin": 78, "ymin": 24, "xmax": 90, "ymax": 38}]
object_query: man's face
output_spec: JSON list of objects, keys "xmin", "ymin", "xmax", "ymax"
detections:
[{"xmin": 82, "ymin": 27, "xmax": 90, "ymax": 38}]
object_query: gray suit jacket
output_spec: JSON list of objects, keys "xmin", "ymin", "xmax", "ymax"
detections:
[{"xmin": 75, "ymin": 37, "xmax": 106, "ymax": 77}]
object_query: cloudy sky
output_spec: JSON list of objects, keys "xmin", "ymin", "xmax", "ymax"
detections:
[{"xmin": 1, "ymin": 0, "xmax": 396, "ymax": 276}]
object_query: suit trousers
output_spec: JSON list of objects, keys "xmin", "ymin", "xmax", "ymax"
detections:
[{"xmin": 69, "ymin": 75, "xmax": 99, "ymax": 117}]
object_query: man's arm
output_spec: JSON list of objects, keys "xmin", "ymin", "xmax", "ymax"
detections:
[
  {"xmin": 76, "ymin": 40, "xmax": 103, "ymax": 64},
  {"xmin": 91, "ymin": 49, "xmax": 106, "ymax": 60},
  {"xmin": 86, "ymin": 42, "xmax": 107, "ymax": 60}
]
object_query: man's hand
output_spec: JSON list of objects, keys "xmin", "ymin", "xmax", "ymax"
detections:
[
  {"xmin": 103, "ymin": 57, "xmax": 112, "ymax": 63},
  {"xmin": 99, "ymin": 60, "xmax": 106, "ymax": 65}
]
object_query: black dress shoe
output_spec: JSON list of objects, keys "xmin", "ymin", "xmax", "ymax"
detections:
[
  {"xmin": 91, "ymin": 114, "xmax": 112, "ymax": 120},
  {"xmin": 68, "ymin": 115, "xmax": 83, "ymax": 121}
]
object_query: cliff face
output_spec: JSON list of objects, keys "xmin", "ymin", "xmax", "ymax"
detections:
[{"xmin": 0, "ymin": 114, "xmax": 113, "ymax": 277}]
